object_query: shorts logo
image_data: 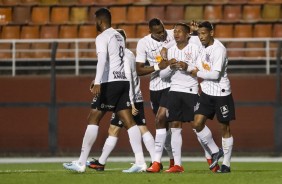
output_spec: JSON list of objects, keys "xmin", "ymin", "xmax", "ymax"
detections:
[
  {"xmin": 126, "ymin": 101, "xmax": 131, "ymax": 107},
  {"xmin": 92, "ymin": 97, "xmax": 97, "ymax": 102},
  {"xmin": 194, "ymin": 102, "xmax": 200, "ymax": 112},
  {"xmin": 101, "ymin": 103, "xmax": 115, "ymax": 109},
  {"xmin": 142, "ymin": 119, "xmax": 146, "ymax": 124},
  {"xmin": 220, "ymin": 105, "xmax": 229, "ymax": 118}
]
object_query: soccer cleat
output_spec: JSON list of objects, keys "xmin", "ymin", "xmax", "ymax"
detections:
[
  {"xmin": 207, "ymin": 158, "xmax": 220, "ymax": 173},
  {"xmin": 149, "ymin": 162, "xmax": 163, "ymax": 170},
  {"xmin": 88, "ymin": 159, "xmax": 105, "ymax": 171},
  {"xmin": 169, "ymin": 159, "xmax": 175, "ymax": 169},
  {"xmin": 209, "ymin": 148, "xmax": 224, "ymax": 170},
  {"xmin": 164, "ymin": 165, "xmax": 184, "ymax": 173},
  {"xmin": 122, "ymin": 163, "xmax": 147, "ymax": 173},
  {"xmin": 217, "ymin": 164, "xmax": 231, "ymax": 173},
  {"xmin": 63, "ymin": 161, "xmax": 86, "ymax": 173},
  {"xmin": 146, "ymin": 161, "xmax": 161, "ymax": 173}
]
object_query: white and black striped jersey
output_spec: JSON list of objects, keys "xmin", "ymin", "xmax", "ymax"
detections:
[
  {"xmin": 136, "ymin": 29, "xmax": 174, "ymax": 91},
  {"xmin": 95, "ymin": 27, "xmax": 127, "ymax": 84},
  {"xmin": 124, "ymin": 48, "xmax": 143, "ymax": 103},
  {"xmin": 160, "ymin": 43, "xmax": 200, "ymax": 94},
  {"xmin": 197, "ymin": 39, "xmax": 231, "ymax": 96}
]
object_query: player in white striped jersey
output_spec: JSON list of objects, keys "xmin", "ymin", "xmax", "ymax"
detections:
[
  {"xmin": 63, "ymin": 8, "xmax": 145, "ymax": 173},
  {"xmin": 88, "ymin": 29, "xmax": 155, "ymax": 173},
  {"xmin": 190, "ymin": 21, "xmax": 235, "ymax": 173},
  {"xmin": 159, "ymin": 23, "xmax": 200, "ymax": 173},
  {"xmin": 135, "ymin": 18, "xmax": 175, "ymax": 172}
]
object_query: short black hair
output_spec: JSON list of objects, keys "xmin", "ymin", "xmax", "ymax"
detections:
[
  {"xmin": 95, "ymin": 8, "xmax": 111, "ymax": 24},
  {"xmin": 174, "ymin": 22, "xmax": 190, "ymax": 33},
  {"xmin": 148, "ymin": 18, "xmax": 163, "ymax": 30},
  {"xmin": 198, "ymin": 21, "xmax": 214, "ymax": 31},
  {"xmin": 116, "ymin": 29, "xmax": 126, "ymax": 41}
]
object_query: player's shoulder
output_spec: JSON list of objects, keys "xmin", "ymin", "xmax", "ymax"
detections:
[
  {"xmin": 214, "ymin": 39, "xmax": 226, "ymax": 50},
  {"xmin": 138, "ymin": 34, "xmax": 151, "ymax": 43},
  {"xmin": 125, "ymin": 48, "xmax": 135, "ymax": 57}
]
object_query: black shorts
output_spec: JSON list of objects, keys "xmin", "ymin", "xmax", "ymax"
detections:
[
  {"xmin": 194, "ymin": 92, "xmax": 236, "ymax": 123},
  {"xmin": 167, "ymin": 91, "xmax": 199, "ymax": 123},
  {"xmin": 111, "ymin": 102, "xmax": 146, "ymax": 128},
  {"xmin": 91, "ymin": 81, "xmax": 131, "ymax": 113},
  {"xmin": 150, "ymin": 88, "xmax": 170, "ymax": 115}
]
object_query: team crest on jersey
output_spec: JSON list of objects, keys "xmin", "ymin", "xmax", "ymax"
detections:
[
  {"xmin": 220, "ymin": 105, "xmax": 229, "ymax": 118},
  {"xmin": 185, "ymin": 52, "xmax": 192, "ymax": 61},
  {"xmin": 205, "ymin": 54, "xmax": 211, "ymax": 63}
]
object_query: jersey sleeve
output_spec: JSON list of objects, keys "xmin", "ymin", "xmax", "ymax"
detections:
[
  {"xmin": 95, "ymin": 35, "xmax": 108, "ymax": 54},
  {"xmin": 136, "ymin": 39, "xmax": 147, "ymax": 63},
  {"xmin": 212, "ymin": 46, "xmax": 226, "ymax": 72}
]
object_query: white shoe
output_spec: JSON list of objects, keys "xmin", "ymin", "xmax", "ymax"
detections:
[
  {"xmin": 63, "ymin": 161, "xmax": 86, "ymax": 173},
  {"xmin": 122, "ymin": 163, "xmax": 147, "ymax": 173}
]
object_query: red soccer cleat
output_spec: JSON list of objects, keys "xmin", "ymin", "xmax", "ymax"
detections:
[
  {"xmin": 207, "ymin": 158, "xmax": 220, "ymax": 173},
  {"xmin": 164, "ymin": 165, "xmax": 184, "ymax": 173},
  {"xmin": 146, "ymin": 161, "xmax": 161, "ymax": 173}
]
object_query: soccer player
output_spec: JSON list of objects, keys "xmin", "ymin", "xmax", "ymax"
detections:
[
  {"xmin": 62, "ymin": 8, "xmax": 146, "ymax": 173},
  {"xmin": 135, "ymin": 18, "xmax": 175, "ymax": 172},
  {"xmin": 190, "ymin": 21, "xmax": 235, "ymax": 173},
  {"xmin": 88, "ymin": 29, "xmax": 155, "ymax": 173},
  {"xmin": 159, "ymin": 23, "xmax": 200, "ymax": 173}
]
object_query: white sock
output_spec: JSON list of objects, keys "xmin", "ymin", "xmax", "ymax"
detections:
[
  {"xmin": 222, "ymin": 136, "xmax": 234, "ymax": 167},
  {"xmin": 195, "ymin": 132, "xmax": 212, "ymax": 159},
  {"xmin": 142, "ymin": 131, "xmax": 155, "ymax": 163},
  {"xmin": 98, "ymin": 136, "xmax": 118, "ymax": 165},
  {"xmin": 154, "ymin": 128, "xmax": 167, "ymax": 163},
  {"xmin": 128, "ymin": 125, "xmax": 145, "ymax": 165},
  {"xmin": 78, "ymin": 125, "xmax": 99, "ymax": 165},
  {"xmin": 164, "ymin": 130, "xmax": 174, "ymax": 160},
  {"xmin": 195, "ymin": 126, "xmax": 219, "ymax": 155},
  {"xmin": 171, "ymin": 128, "xmax": 182, "ymax": 166}
]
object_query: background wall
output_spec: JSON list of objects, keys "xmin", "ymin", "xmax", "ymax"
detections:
[{"xmin": 0, "ymin": 75, "xmax": 281, "ymax": 156}]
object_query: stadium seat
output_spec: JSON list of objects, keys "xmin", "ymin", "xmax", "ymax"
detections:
[
  {"xmin": 59, "ymin": 0, "xmax": 78, "ymax": 4},
  {"xmin": 165, "ymin": 5, "xmax": 184, "ymax": 23},
  {"xmin": 271, "ymin": 24, "xmax": 282, "ymax": 57},
  {"xmin": 21, "ymin": 0, "xmax": 40, "ymax": 4},
  {"xmin": 34, "ymin": 25, "xmax": 59, "ymax": 58},
  {"xmin": 223, "ymin": 5, "xmax": 242, "ymax": 22},
  {"xmin": 151, "ymin": 0, "xmax": 172, "ymax": 4},
  {"xmin": 127, "ymin": 6, "xmax": 146, "ymax": 23},
  {"xmin": 0, "ymin": 7, "xmax": 12, "ymax": 24},
  {"xmin": 110, "ymin": 6, "xmax": 127, "ymax": 24},
  {"xmin": 0, "ymin": 26, "xmax": 20, "ymax": 59},
  {"xmin": 262, "ymin": 4, "xmax": 281, "ymax": 21},
  {"xmin": 245, "ymin": 24, "xmax": 271, "ymax": 58},
  {"xmin": 78, "ymin": 25, "xmax": 96, "ymax": 58},
  {"xmin": 31, "ymin": 6, "xmax": 49, "ymax": 25},
  {"xmin": 227, "ymin": 0, "xmax": 247, "ymax": 4},
  {"xmin": 88, "ymin": 6, "xmax": 99, "ymax": 23},
  {"xmin": 136, "ymin": 24, "xmax": 148, "ymax": 38},
  {"xmin": 214, "ymin": 24, "xmax": 233, "ymax": 38},
  {"xmin": 1, "ymin": 0, "xmax": 21, "ymax": 4},
  {"xmin": 146, "ymin": 6, "xmax": 165, "ymax": 21},
  {"xmin": 12, "ymin": 6, "xmax": 31, "ymax": 25},
  {"xmin": 247, "ymin": 0, "xmax": 265, "ymax": 4},
  {"xmin": 242, "ymin": 5, "xmax": 261, "ymax": 22},
  {"xmin": 50, "ymin": 6, "xmax": 69, "ymax": 24},
  {"xmin": 58, "ymin": 25, "xmax": 78, "ymax": 58},
  {"xmin": 234, "ymin": 24, "xmax": 253, "ymax": 38},
  {"xmin": 118, "ymin": 24, "xmax": 136, "ymax": 38},
  {"xmin": 184, "ymin": 5, "xmax": 204, "ymax": 22},
  {"xmin": 78, "ymin": 0, "xmax": 95, "ymax": 4},
  {"xmin": 70, "ymin": 7, "xmax": 88, "ymax": 24},
  {"xmin": 40, "ymin": 0, "xmax": 59, "ymax": 4},
  {"xmin": 204, "ymin": 5, "xmax": 223, "ymax": 22},
  {"xmin": 18, "ymin": 26, "xmax": 40, "ymax": 58}
]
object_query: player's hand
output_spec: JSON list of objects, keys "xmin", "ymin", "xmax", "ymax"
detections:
[
  {"xmin": 131, "ymin": 103, "xmax": 139, "ymax": 116},
  {"xmin": 160, "ymin": 47, "xmax": 168, "ymax": 60},
  {"xmin": 158, "ymin": 59, "xmax": 169, "ymax": 70},
  {"xmin": 169, "ymin": 58, "xmax": 178, "ymax": 70},
  {"xmin": 190, "ymin": 20, "xmax": 199, "ymax": 33},
  {"xmin": 178, "ymin": 61, "xmax": 188, "ymax": 71},
  {"xmin": 91, "ymin": 84, "xmax": 101, "ymax": 97},
  {"xmin": 191, "ymin": 68, "xmax": 199, "ymax": 77}
]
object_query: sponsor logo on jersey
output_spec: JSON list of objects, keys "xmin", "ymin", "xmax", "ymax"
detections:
[
  {"xmin": 113, "ymin": 71, "xmax": 126, "ymax": 79},
  {"xmin": 155, "ymin": 55, "xmax": 162, "ymax": 63}
]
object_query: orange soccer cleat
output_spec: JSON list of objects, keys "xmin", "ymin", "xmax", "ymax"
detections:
[
  {"xmin": 146, "ymin": 161, "xmax": 161, "ymax": 173},
  {"xmin": 164, "ymin": 165, "xmax": 184, "ymax": 173},
  {"xmin": 207, "ymin": 158, "xmax": 220, "ymax": 173}
]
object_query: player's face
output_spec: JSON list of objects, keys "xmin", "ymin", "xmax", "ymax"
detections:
[
  {"xmin": 151, "ymin": 25, "xmax": 166, "ymax": 42},
  {"xmin": 197, "ymin": 27, "xmax": 214, "ymax": 47},
  {"xmin": 173, "ymin": 25, "xmax": 189, "ymax": 44}
]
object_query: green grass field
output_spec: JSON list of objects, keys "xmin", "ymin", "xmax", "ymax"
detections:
[{"xmin": 1, "ymin": 161, "xmax": 282, "ymax": 184}]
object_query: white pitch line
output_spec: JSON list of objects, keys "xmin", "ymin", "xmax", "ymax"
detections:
[{"xmin": 0, "ymin": 157, "xmax": 282, "ymax": 164}]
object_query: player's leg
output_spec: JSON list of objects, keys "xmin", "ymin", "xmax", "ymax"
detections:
[
  {"xmin": 164, "ymin": 121, "xmax": 184, "ymax": 173},
  {"xmin": 63, "ymin": 109, "xmax": 105, "ymax": 172},
  {"xmin": 89, "ymin": 120, "xmax": 121, "ymax": 171},
  {"xmin": 117, "ymin": 109, "xmax": 146, "ymax": 172},
  {"xmin": 138, "ymin": 125, "xmax": 155, "ymax": 165}
]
